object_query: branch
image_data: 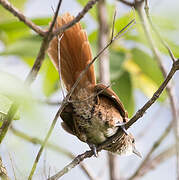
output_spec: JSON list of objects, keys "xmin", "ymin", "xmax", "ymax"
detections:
[
  {"xmin": 125, "ymin": 59, "xmax": 179, "ymax": 129},
  {"xmin": 144, "ymin": 1, "xmax": 176, "ymax": 62},
  {"xmin": 117, "ymin": 0, "xmax": 135, "ymax": 7},
  {"xmin": 0, "ymin": 0, "xmax": 45, "ymax": 36},
  {"xmin": 10, "ymin": 127, "xmax": 97, "ymax": 180}
]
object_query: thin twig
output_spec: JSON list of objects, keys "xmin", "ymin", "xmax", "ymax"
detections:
[
  {"xmin": 125, "ymin": 59, "xmax": 179, "ymax": 129},
  {"xmin": 117, "ymin": 0, "xmax": 135, "ymax": 7},
  {"xmin": 144, "ymin": 1, "xmax": 176, "ymax": 62},
  {"xmin": 0, "ymin": 103, "xmax": 18, "ymax": 144},
  {"xmin": 27, "ymin": 1, "xmax": 63, "ymax": 179},
  {"xmin": 57, "ymin": 34, "xmax": 65, "ymax": 98},
  {"xmin": 10, "ymin": 127, "xmax": 97, "ymax": 180},
  {"xmin": 0, "ymin": 0, "xmax": 45, "ymax": 36},
  {"xmin": 111, "ymin": 10, "xmax": 117, "ymax": 42},
  {"xmin": 8, "ymin": 153, "xmax": 17, "ymax": 180},
  {"xmin": 70, "ymin": 84, "xmax": 112, "ymax": 103}
]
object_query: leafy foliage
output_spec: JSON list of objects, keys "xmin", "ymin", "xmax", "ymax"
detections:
[{"xmin": 112, "ymin": 70, "xmax": 134, "ymax": 117}]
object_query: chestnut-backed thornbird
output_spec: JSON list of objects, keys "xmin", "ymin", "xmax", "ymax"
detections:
[{"xmin": 48, "ymin": 13, "xmax": 141, "ymax": 157}]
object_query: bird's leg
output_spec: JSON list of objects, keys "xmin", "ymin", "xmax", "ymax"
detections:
[
  {"xmin": 88, "ymin": 143, "xmax": 98, "ymax": 157},
  {"xmin": 115, "ymin": 122, "xmax": 129, "ymax": 135}
]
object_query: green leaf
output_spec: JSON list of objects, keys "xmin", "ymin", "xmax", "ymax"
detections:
[
  {"xmin": 151, "ymin": 15, "xmax": 178, "ymax": 31},
  {"xmin": 131, "ymin": 48, "xmax": 164, "ymax": 86},
  {"xmin": 0, "ymin": 35, "xmax": 42, "ymax": 57},
  {"xmin": 112, "ymin": 70, "xmax": 134, "ymax": 117},
  {"xmin": 0, "ymin": 94, "xmax": 20, "ymax": 123},
  {"xmin": 124, "ymin": 48, "xmax": 167, "ymax": 102},
  {"xmin": 0, "ymin": 71, "xmax": 37, "ymax": 118},
  {"xmin": 42, "ymin": 59, "xmax": 59, "ymax": 97},
  {"xmin": 0, "ymin": 17, "xmax": 50, "ymax": 32},
  {"xmin": 114, "ymin": 12, "xmax": 135, "ymax": 35},
  {"xmin": 110, "ymin": 49, "xmax": 126, "ymax": 79},
  {"xmin": 0, "ymin": 17, "xmax": 50, "ymax": 44}
]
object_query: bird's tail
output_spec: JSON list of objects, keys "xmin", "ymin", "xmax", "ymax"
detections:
[{"xmin": 48, "ymin": 13, "xmax": 96, "ymax": 92}]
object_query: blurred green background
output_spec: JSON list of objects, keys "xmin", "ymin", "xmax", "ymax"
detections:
[{"xmin": 0, "ymin": 0, "xmax": 179, "ymax": 179}]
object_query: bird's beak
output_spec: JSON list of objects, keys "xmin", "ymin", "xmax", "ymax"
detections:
[{"xmin": 133, "ymin": 146, "xmax": 142, "ymax": 158}]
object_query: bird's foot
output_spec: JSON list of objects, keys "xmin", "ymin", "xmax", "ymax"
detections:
[
  {"xmin": 88, "ymin": 143, "xmax": 98, "ymax": 157},
  {"xmin": 115, "ymin": 122, "xmax": 128, "ymax": 135}
]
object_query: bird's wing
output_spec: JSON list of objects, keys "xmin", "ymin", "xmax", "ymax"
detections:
[{"xmin": 95, "ymin": 84, "xmax": 128, "ymax": 122}]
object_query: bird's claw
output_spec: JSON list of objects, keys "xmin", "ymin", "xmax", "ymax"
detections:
[
  {"xmin": 88, "ymin": 143, "xmax": 98, "ymax": 157},
  {"xmin": 115, "ymin": 122, "xmax": 128, "ymax": 135}
]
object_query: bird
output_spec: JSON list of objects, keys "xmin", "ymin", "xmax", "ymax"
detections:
[{"xmin": 48, "ymin": 12, "xmax": 141, "ymax": 157}]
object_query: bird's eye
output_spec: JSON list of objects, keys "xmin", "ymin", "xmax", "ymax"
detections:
[{"xmin": 132, "ymin": 139, "xmax": 135, "ymax": 143}]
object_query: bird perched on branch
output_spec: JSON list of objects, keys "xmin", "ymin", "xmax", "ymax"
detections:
[{"xmin": 48, "ymin": 13, "xmax": 141, "ymax": 157}]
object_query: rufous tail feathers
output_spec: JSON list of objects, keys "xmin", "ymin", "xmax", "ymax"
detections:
[{"xmin": 48, "ymin": 13, "xmax": 96, "ymax": 91}]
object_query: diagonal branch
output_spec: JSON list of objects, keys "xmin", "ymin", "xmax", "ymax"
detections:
[
  {"xmin": 117, "ymin": 0, "xmax": 135, "ymax": 7},
  {"xmin": 125, "ymin": 59, "xmax": 179, "ymax": 129},
  {"xmin": 10, "ymin": 126, "xmax": 97, "ymax": 180},
  {"xmin": 0, "ymin": 0, "xmax": 45, "ymax": 36}
]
